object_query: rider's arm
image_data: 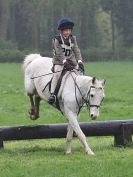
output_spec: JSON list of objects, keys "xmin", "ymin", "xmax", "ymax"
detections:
[
  {"xmin": 72, "ymin": 36, "xmax": 83, "ymax": 62},
  {"xmin": 72, "ymin": 36, "xmax": 84, "ymax": 73}
]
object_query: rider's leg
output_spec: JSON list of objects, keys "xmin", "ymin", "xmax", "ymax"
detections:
[{"xmin": 48, "ymin": 65, "xmax": 63, "ymax": 104}]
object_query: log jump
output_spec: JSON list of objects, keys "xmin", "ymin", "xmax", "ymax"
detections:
[{"xmin": 0, "ymin": 120, "xmax": 133, "ymax": 148}]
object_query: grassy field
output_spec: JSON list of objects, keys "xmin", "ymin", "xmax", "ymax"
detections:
[{"xmin": 0, "ymin": 62, "xmax": 133, "ymax": 177}]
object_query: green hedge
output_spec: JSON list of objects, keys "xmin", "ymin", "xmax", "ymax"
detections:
[
  {"xmin": 82, "ymin": 48, "xmax": 133, "ymax": 61},
  {"xmin": 0, "ymin": 49, "xmax": 52, "ymax": 63},
  {"xmin": 0, "ymin": 49, "xmax": 24, "ymax": 62},
  {"xmin": 0, "ymin": 39, "xmax": 17, "ymax": 50},
  {"xmin": 0, "ymin": 48, "xmax": 133, "ymax": 63}
]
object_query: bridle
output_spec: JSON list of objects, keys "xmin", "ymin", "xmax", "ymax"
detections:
[
  {"xmin": 85, "ymin": 86, "xmax": 103, "ymax": 108},
  {"xmin": 71, "ymin": 73, "xmax": 104, "ymax": 115}
]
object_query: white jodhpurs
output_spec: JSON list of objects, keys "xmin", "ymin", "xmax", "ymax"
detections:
[{"xmin": 50, "ymin": 65, "xmax": 64, "ymax": 94}]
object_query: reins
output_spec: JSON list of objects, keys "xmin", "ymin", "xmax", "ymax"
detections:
[
  {"xmin": 30, "ymin": 68, "xmax": 80, "ymax": 80},
  {"xmin": 70, "ymin": 72, "xmax": 103, "ymax": 115},
  {"xmin": 70, "ymin": 72, "xmax": 90, "ymax": 114},
  {"xmin": 30, "ymin": 70, "xmax": 63, "ymax": 79}
]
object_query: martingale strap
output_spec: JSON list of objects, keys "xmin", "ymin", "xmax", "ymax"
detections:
[
  {"xmin": 70, "ymin": 73, "xmax": 88, "ymax": 115},
  {"xmin": 42, "ymin": 78, "xmax": 52, "ymax": 92}
]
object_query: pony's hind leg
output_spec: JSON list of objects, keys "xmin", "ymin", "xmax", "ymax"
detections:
[
  {"xmin": 28, "ymin": 94, "xmax": 35, "ymax": 115},
  {"xmin": 66, "ymin": 124, "xmax": 73, "ymax": 154},
  {"xmin": 28, "ymin": 94, "xmax": 41, "ymax": 120},
  {"xmin": 34, "ymin": 95, "xmax": 41, "ymax": 119},
  {"xmin": 28, "ymin": 94, "xmax": 35, "ymax": 119}
]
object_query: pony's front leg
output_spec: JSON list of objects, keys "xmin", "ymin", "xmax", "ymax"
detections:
[
  {"xmin": 66, "ymin": 114, "xmax": 80, "ymax": 154},
  {"xmin": 66, "ymin": 124, "xmax": 73, "ymax": 154},
  {"xmin": 65, "ymin": 109, "xmax": 94, "ymax": 155}
]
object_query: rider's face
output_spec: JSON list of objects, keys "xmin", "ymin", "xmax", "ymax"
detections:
[{"xmin": 61, "ymin": 29, "xmax": 72, "ymax": 38}]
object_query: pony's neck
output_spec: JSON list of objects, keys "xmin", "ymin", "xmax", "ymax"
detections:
[{"xmin": 76, "ymin": 75, "xmax": 92, "ymax": 97}]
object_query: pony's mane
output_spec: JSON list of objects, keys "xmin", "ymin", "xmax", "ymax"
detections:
[{"xmin": 76, "ymin": 75, "xmax": 93, "ymax": 86}]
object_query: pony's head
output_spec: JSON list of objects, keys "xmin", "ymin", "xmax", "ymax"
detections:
[{"xmin": 86, "ymin": 77, "xmax": 105, "ymax": 120}]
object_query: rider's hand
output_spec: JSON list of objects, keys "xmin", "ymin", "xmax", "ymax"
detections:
[
  {"xmin": 78, "ymin": 59, "xmax": 84, "ymax": 73},
  {"xmin": 63, "ymin": 59, "xmax": 74, "ymax": 71}
]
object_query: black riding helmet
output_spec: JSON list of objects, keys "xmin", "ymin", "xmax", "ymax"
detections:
[{"xmin": 58, "ymin": 17, "xmax": 74, "ymax": 30}]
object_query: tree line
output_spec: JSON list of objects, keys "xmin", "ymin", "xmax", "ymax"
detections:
[{"xmin": 0, "ymin": 0, "xmax": 133, "ymax": 61}]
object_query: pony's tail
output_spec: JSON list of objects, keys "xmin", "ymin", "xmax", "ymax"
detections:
[{"xmin": 23, "ymin": 54, "xmax": 41, "ymax": 71}]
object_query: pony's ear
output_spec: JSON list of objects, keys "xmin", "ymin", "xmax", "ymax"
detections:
[{"xmin": 92, "ymin": 77, "xmax": 96, "ymax": 84}]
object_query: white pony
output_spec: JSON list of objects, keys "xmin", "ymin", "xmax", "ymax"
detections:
[{"xmin": 23, "ymin": 54, "xmax": 105, "ymax": 155}]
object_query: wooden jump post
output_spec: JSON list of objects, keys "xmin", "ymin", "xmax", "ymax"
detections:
[{"xmin": 0, "ymin": 120, "xmax": 133, "ymax": 148}]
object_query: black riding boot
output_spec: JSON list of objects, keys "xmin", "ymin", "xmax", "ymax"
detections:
[{"xmin": 48, "ymin": 93, "xmax": 56, "ymax": 104}]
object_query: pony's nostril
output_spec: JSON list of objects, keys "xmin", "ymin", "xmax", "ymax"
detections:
[
  {"xmin": 91, "ymin": 114, "xmax": 97, "ymax": 120},
  {"xmin": 91, "ymin": 114, "xmax": 94, "ymax": 117}
]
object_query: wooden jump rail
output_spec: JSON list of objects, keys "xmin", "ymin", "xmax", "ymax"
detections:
[{"xmin": 0, "ymin": 120, "xmax": 133, "ymax": 148}]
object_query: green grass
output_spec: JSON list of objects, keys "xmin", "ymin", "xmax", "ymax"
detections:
[
  {"xmin": 0, "ymin": 62, "xmax": 133, "ymax": 177},
  {"xmin": 1, "ymin": 138, "xmax": 133, "ymax": 177}
]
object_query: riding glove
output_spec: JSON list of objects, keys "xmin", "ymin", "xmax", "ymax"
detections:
[
  {"xmin": 78, "ymin": 60, "xmax": 84, "ymax": 73},
  {"xmin": 63, "ymin": 59, "xmax": 74, "ymax": 71}
]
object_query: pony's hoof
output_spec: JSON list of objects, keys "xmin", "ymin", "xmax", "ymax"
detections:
[
  {"xmin": 86, "ymin": 151, "xmax": 95, "ymax": 155},
  {"xmin": 30, "ymin": 115, "xmax": 39, "ymax": 120},
  {"xmin": 65, "ymin": 151, "xmax": 72, "ymax": 155}
]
